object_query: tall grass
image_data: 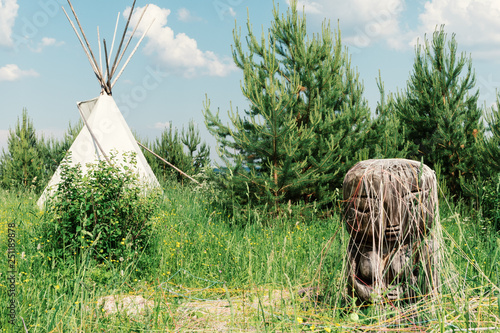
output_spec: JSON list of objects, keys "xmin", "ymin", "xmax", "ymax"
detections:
[{"xmin": 0, "ymin": 180, "xmax": 499, "ymax": 332}]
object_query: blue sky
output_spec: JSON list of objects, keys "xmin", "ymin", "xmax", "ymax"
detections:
[{"xmin": 1, "ymin": 0, "xmax": 500, "ymax": 163}]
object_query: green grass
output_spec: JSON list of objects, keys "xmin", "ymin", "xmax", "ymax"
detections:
[{"xmin": 1, "ymin": 181, "xmax": 499, "ymax": 332}]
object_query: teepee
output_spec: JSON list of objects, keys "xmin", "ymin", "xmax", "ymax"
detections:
[{"xmin": 38, "ymin": 0, "xmax": 159, "ymax": 207}]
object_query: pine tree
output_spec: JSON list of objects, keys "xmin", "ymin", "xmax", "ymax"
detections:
[
  {"xmin": 394, "ymin": 26, "xmax": 483, "ymax": 197},
  {"xmin": 181, "ymin": 121, "xmax": 210, "ymax": 171},
  {"xmin": 0, "ymin": 109, "xmax": 44, "ymax": 191},
  {"xmin": 146, "ymin": 121, "xmax": 210, "ymax": 183},
  {"xmin": 369, "ymin": 73, "xmax": 412, "ymax": 159},
  {"xmin": 37, "ymin": 120, "xmax": 82, "ymax": 184},
  {"xmin": 482, "ymin": 95, "xmax": 500, "ymax": 174},
  {"xmin": 204, "ymin": 1, "xmax": 372, "ymax": 210},
  {"xmin": 480, "ymin": 95, "xmax": 500, "ymax": 230}
]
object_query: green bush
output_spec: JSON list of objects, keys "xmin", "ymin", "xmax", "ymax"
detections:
[{"xmin": 41, "ymin": 152, "xmax": 161, "ymax": 262}]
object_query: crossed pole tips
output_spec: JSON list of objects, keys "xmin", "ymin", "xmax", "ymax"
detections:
[{"xmin": 62, "ymin": 0, "xmax": 154, "ymax": 96}]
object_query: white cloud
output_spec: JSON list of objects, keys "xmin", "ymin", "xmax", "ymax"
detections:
[
  {"xmin": 153, "ymin": 121, "xmax": 171, "ymax": 130},
  {"xmin": 177, "ymin": 8, "xmax": 190, "ymax": 22},
  {"xmin": 212, "ymin": 1, "xmax": 237, "ymax": 20},
  {"xmin": 288, "ymin": 0, "xmax": 500, "ymax": 56},
  {"xmin": 177, "ymin": 8, "xmax": 202, "ymax": 22},
  {"xmin": 0, "ymin": 64, "xmax": 38, "ymax": 81},
  {"xmin": 289, "ymin": 0, "xmax": 406, "ymax": 49},
  {"xmin": 0, "ymin": 0, "xmax": 19, "ymax": 47},
  {"xmin": 31, "ymin": 37, "xmax": 64, "ymax": 53},
  {"xmin": 412, "ymin": 0, "xmax": 500, "ymax": 59},
  {"xmin": 41, "ymin": 37, "xmax": 57, "ymax": 46},
  {"xmin": 288, "ymin": 0, "xmax": 322, "ymax": 14},
  {"xmin": 126, "ymin": 5, "xmax": 236, "ymax": 77}
]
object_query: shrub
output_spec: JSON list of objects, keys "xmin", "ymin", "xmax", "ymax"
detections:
[{"xmin": 41, "ymin": 152, "xmax": 161, "ymax": 262}]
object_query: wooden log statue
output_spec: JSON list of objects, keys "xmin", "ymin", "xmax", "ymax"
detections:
[{"xmin": 343, "ymin": 159, "xmax": 440, "ymax": 303}]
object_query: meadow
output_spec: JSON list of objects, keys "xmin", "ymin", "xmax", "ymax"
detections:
[{"xmin": 0, "ymin": 179, "xmax": 499, "ymax": 332}]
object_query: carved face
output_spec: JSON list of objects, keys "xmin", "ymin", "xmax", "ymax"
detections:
[{"xmin": 343, "ymin": 159, "xmax": 438, "ymax": 303}]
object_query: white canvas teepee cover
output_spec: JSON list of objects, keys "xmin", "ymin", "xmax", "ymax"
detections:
[{"xmin": 37, "ymin": 94, "xmax": 160, "ymax": 207}]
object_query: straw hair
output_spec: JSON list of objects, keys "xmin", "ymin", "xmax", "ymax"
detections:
[{"xmin": 343, "ymin": 158, "xmax": 441, "ymax": 304}]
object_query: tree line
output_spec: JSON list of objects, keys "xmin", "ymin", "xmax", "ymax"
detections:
[
  {"xmin": 204, "ymin": 2, "xmax": 500, "ymax": 213},
  {"xmin": 0, "ymin": 115, "xmax": 210, "ymax": 192},
  {"xmin": 1, "ymin": 1, "xmax": 499, "ymax": 220}
]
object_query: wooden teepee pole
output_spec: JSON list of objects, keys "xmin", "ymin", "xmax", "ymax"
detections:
[
  {"xmin": 110, "ymin": 4, "xmax": 149, "ymax": 79},
  {"xmin": 65, "ymin": 0, "xmax": 111, "ymax": 94},
  {"xmin": 97, "ymin": 26, "xmax": 102, "ymax": 77},
  {"xmin": 108, "ymin": 12, "xmax": 121, "ymax": 65},
  {"xmin": 77, "ymin": 105, "xmax": 111, "ymax": 165},
  {"xmin": 136, "ymin": 141, "xmax": 200, "ymax": 185},
  {"xmin": 62, "ymin": 7, "xmax": 105, "ymax": 89},
  {"xmin": 111, "ymin": 18, "xmax": 155, "ymax": 88},
  {"xmin": 109, "ymin": 0, "xmax": 136, "ymax": 79},
  {"xmin": 103, "ymin": 40, "xmax": 112, "ymax": 93}
]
